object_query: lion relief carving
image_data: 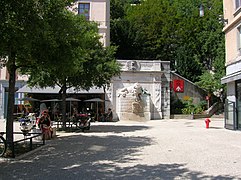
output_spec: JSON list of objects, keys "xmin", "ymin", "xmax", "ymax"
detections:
[{"xmin": 117, "ymin": 83, "xmax": 144, "ymax": 102}]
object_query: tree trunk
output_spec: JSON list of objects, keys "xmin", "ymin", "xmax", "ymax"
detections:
[
  {"xmin": 61, "ymin": 83, "xmax": 67, "ymax": 129},
  {"xmin": 6, "ymin": 54, "xmax": 16, "ymax": 157}
]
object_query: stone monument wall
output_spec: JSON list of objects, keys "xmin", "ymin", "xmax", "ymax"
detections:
[
  {"xmin": 118, "ymin": 94, "xmax": 150, "ymax": 121},
  {"xmin": 109, "ymin": 60, "xmax": 170, "ymax": 121}
]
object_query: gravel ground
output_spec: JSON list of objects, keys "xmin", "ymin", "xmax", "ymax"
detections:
[{"xmin": 0, "ymin": 118, "xmax": 241, "ymax": 180}]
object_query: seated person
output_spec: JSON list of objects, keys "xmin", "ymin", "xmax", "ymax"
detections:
[
  {"xmin": 21, "ymin": 107, "xmax": 29, "ymax": 117},
  {"xmin": 71, "ymin": 107, "xmax": 79, "ymax": 123},
  {"xmin": 105, "ymin": 108, "xmax": 113, "ymax": 122},
  {"xmin": 72, "ymin": 107, "xmax": 78, "ymax": 117},
  {"xmin": 39, "ymin": 110, "xmax": 52, "ymax": 139}
]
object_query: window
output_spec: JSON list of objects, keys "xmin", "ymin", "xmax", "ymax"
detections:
[
  {"xmin": 238, "ymin": 27, "xmax": 241, "ymax": 51},
  {"xmin": 236, "ymin": 0, "xmax": 241, "ymax": 9},
  {"xmin": 78, "ymin": 3, "xmax": 90, "ymax": 20}
]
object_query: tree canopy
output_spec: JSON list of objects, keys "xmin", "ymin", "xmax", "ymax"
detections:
[
  {"xmin": 0, "ymin": 0, "xmax": 120, "ymax": 156},
  {"xmin": 0, "ymin": 0, "xmax": 61, "ymax": 156},
  {"xmin": 20, "ymin": 3, "xmax": 120, "ymax": 124},
  {"xmin": 110, "ymin": 0, "xmax": 225, "ymax": 93}
]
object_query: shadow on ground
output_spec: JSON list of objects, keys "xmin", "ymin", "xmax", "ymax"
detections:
[
  {"xmin": 57, "ymin": 124, "xmax": 150, "ymax": 134},
  {"xmin": 208, "ymin": 127, "xmax": 223, "ymax": 129},
  {"xmin": 0, "ymin": 124, "xmax": 238, "ymax": 180}
]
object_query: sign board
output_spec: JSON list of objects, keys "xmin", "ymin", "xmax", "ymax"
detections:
[{"xmin": 173, "ymin": 79, "xmax": 184, "ymax": 92}]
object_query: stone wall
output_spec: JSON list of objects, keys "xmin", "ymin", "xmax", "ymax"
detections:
[{"xmin": 171, "ymin": 72, "xmax": 207, "ymax": 105}]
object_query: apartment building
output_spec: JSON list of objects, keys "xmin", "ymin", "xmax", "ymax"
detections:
[
  {"xmin": 70, "ymin": 0, "xmax": 110, "ymax": 47},
  {"xmin": 221, "ymin": 0, "xmax": 241, "ymax": 129}
]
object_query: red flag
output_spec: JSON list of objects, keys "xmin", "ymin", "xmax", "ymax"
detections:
[{"xmin": 173, "ymin": 79, "xmax": 184, "ymax": 92}]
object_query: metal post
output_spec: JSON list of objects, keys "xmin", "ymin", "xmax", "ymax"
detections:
[
  {"xmin": 30, "ymin": 138, "xmax": 32, "ymax": 151},
  {"xmin": 234, "ymin": 102, "xmax": 237, "ymax": 130},
  {"xmin": 224, "ymin": 99, "xmax": 227, "ymax": 128},
  {"xmin": 42, "ymin": 133, "xmax": 45, "ymax": 145},
  {"xmin": 12, "ymin": 141, "xmax": 15, "ymax": 158}
]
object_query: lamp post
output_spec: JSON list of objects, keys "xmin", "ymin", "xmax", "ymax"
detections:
[
  {"xmin": 199, "ymin": 3, "xmax": 228, "ymax": 24},
  {"xmin": 199, "ymin": 4, "xmax": 204, "ymax": 17}
]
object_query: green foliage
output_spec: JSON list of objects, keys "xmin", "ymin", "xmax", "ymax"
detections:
[
  {"xmin": 0, "ymin": 0, "xmax": 120, "ymax": 142},
  {"xmin": 0, "ymin": 0, "xmax": 74, "ymax": 156},
  {"xmin": 171, "ymin": 98, "xmax": 186, "ymax": 114},
  {"xmin": 110, "ymin": 0, "xmax": 225, "ymax": 84},
  {"xmin": 110, "ymin": 0, "xmax": 138, "ymax": 59},
  {"xmin": 181, "ymin": 98, "xmax": 195, "ymax": 114},
  {"xmin": 126, "ymin": 0, "xmax": 178, "ymax": 60},
  {"xmin": 171, "ymin": 96, "xmax": 207, "ymax": 114},
  {"xmin": 195, "ymin": 71, "xmax": 218, "ymax": 93},
  {"xmin": 20, "ymin": 4, "xmax": 121, "ymax": 123},
  {"xmin": 196, "ymin": 71, "xmax": 225, "ymax": 99},
  {"xmin": 181, "ymin": 98, "xmax": 207, "ymax": 114},
  {"xmin": 110, "ymin": 0, "xmax": 127, "ymax": 19},
  {"xmin": 22, "ymin": 9, "xmax": 120, "ymax": 91}
]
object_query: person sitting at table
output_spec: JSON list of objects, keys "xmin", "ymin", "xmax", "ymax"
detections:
[
  {"xmin": 39, "ymin": 110, "xmax": 52, "ymax": 139},
  {"xmin": 105, "ymin": 108, "xmax": 113, "ymax": 122},
  {"xmin": 21, "ymin": 106, "xmax": 29, "ymax": 117}
]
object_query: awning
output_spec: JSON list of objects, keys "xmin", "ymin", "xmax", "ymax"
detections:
[
  {"xmin": 221, "ymin": 71, "xmax": 241, "ymax": 84},
  {"xmin": 17, "ymin": 85, "xmax": 104, "ymax": 94}
]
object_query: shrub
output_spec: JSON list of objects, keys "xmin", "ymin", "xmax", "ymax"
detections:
[
  {"xmin": 171, "ymin": 98, "xmax": 186, "ymax": 114},
  {"xmin": 181, "ymin": 98, "xmax": 207, "ymax": 114}
]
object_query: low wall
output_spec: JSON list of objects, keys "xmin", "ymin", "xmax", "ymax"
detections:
[{"xmin": 170, "ymin": 114, "xmax": 210, "ymax": 119}]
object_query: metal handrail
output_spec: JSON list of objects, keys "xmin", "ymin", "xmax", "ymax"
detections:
[{"xmin": 0, "ymin": 131, "xmax": 45, "ymax": 158}]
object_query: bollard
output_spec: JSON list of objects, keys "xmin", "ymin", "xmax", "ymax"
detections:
[{"xmin": 205, "ymin": 118, "xmax": 211, "ymax": 128}]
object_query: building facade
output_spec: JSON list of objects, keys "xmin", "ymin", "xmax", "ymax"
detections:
[
  {"xmin": 221, "ymin": 0, "xmax": 241, "ymax": 129},
  {"xmin": 0, "ymin": 69, "xmax": 28, "ymax": 118},
  {"xmin": 70, "ymin": 0, "xmax": 110, "ymax": 47}
]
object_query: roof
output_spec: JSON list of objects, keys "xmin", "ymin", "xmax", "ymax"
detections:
[
  {"xmin": 221, "ymin": 70, "xmax": 241, "ymax": 84},
  {"xmin": 17, "ymin": 85, "xmax": 104, "ymax": 94}
]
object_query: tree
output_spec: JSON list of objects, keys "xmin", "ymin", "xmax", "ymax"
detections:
[
  {"xmin": 0, "ymin": 0, "xmax": 73, "ymax": 157},
  {"xmin": 192, "ymin": 0, "xmax": 226, "ymax": 95},
  {"xmin": 110, "ymin": 0, "xmax": 225, "ymax": 88},
  {"xmin": 110, "ymin": 0, "xmax": 138, "ymax": 59},
  {"xmin": 22, "ymin": 9, "xmax": 120, "ymax": 127},
  {"xmin": 196, "ymin": 71, "xmax": 218, "ymax": 93}
]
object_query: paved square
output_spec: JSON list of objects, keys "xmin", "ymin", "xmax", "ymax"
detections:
[{"xmin": 0, "ymin": 118, "xmax": 241, "ymax": 179}]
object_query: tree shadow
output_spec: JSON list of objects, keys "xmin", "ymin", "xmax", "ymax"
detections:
[
  {"xmin": 56, "ymin": 124, "xmax": 150, "ymax": 134},
  {"xmin": 75, "ymin": 125, "xmax": 150, "ymax": 134},
  {"xmin": 0, "ymin": 124, "xmax": 239, "ymax": 180}
]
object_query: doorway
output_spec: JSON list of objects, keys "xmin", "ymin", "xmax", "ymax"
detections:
[{"xmin": 236, "ymin": 81, "xmax": 241, "ymax": 129}]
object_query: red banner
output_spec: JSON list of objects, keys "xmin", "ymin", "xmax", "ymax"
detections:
[{"xmin": 173, "ymin": 79, "xmax": 184, "ymax": 92}]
